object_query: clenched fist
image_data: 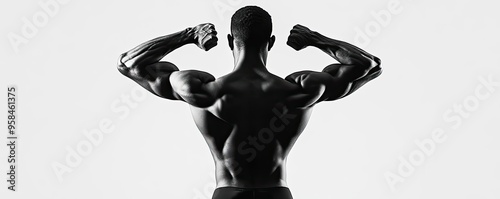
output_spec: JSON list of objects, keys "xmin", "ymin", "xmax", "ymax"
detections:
[
  {"xmin": 286, "ymin": 24, "xmax": 316, "ymax": 51},
  {"xmin": 190, "ymin": 23, "xmax": 218, "ymax": 51}
]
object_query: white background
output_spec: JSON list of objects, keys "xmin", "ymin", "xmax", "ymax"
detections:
[{"xmin": 1, "ymin": 0, "xmax": 499, "ymax": 198}]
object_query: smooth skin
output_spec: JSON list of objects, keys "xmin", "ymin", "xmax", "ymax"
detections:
[{"xmin": 117, "ymin": 23, "xmax": 381, "ymax": 188}]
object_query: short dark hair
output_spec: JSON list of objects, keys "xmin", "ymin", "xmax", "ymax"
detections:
[{"xmin": 231, "ymin": 6, "xmax": 272, "ymax": 45}]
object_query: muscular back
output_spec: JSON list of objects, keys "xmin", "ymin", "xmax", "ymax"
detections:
[
  {"xmin": 190, "ymin": 70, "xmax": 313, "ymax": 188},
  {"xmin": 118, "ymin": 22, "xmax": 381, "ymax": 189}
]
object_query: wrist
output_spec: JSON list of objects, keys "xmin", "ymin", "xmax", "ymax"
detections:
[
  {"xmin": 183, "ymin": 27, "xmax": 196, "ymax": 44},
  {"xmin": 309, "ymin": 31, "xmax": 326, "ymax": 47}
]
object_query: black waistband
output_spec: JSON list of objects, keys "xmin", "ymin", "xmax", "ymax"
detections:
[
  {"xmin": 212, "ymin": 186, "xmax": 293, "ymax": 199},
  {"xmin": 214, "ymin": 186, "xmax": 290, "ymax": 191}
]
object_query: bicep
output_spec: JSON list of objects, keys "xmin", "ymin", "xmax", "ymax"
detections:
[
  {"xmin": 284, "ymin": 63, "xmax": 380, "ymax": 106},
  {"xmin": 169, "ymin": 70, "xmax": 217, "ymax": 108},
  {"xmin": 118, "ymin": 60, "xmax": 181, "ymax": 100},
  {"xmin": 285, "ymin": 68, "xmax": 352, "ymax": 105},
  {"xmin": 321, "ymin": 63, "xmax": 382, "ymax": 101},
  {"xmin": 335, "ymin": 65, "xmax": 382, "ymax": 100},
  {"xmin": 284, "ymin": 70, "xmax": 330, "ymax": 108}
]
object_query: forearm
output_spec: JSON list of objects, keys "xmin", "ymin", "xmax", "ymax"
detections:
[
  {"xmin": 119, "ymin": 28, "xmax": 195, "ymax": 73},
  {"xmin": 311, "ymin": 32, "xmax": 380, "ymax": 68}
]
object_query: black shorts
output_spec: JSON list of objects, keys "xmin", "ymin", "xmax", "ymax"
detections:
[{"xmin": 212, "ymin": 187, "xmax": 293, "ymax": 199}]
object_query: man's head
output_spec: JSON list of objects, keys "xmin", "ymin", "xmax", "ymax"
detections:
[{"xmin": 228, "ymin": 6, "xmax": 275, "ymax": 50}]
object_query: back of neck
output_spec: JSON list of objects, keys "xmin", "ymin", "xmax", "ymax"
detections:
[{"xmin": 232, "ymin": 46, "xmax": 268, "ymax": 72}]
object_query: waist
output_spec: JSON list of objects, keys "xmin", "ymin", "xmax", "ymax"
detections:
[
  {"xmin": 216, "ymin": 179, "xmax": 288, "ymax": 189},
  {"xmin": 215, "ymin": 163, "xmax": 288, "ymax": 188}
]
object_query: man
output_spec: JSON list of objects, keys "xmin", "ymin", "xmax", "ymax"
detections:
[{"xmin": 117, "ymin": 5, "xmax": 381, "ymax": 199}]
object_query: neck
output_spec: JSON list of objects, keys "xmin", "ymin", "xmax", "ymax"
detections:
[{"xmin": 232, "ymin": 45, "xmax": 268, "ymax": 72}]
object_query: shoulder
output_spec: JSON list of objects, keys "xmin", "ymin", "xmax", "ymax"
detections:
[
  {"xmin": 170, "ymin": 70, "xmax": 215, "ymax": 83},
  {"xmin": 270, "ymin": 74, "xmax": 303, "ymax": 91}
]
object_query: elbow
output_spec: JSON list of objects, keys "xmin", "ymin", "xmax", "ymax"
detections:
[
  {"xmin": 374, "ymin": 57, "xmax": 382, "ymax": 76},
  {"xmin": 354, "ymin": 56, "xmax": 380, "ymax": 70},
  {"xmin": 370, "ymin": 63, "xmax": 383, "ymax": 80},
  {"xmin": 367, "ymin": 56, "xmax": 382, "ymax": 75},
  {"xmin": 373, "ymin": 56, "xmax": 381, "ymax": 68},
  {"xmin": 117, "ymin": 53, "xmax": 130, "ymax": 76},
  {"xmin": 365, "ymin": 57, "xmax": 382, "ymax": 79},
  {"xmin": 365, "ymin": 55, "xmax": 381, "ymax": 69}
]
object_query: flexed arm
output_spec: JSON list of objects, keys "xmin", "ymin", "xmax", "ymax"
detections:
[
  {"xmin": 117, "ymin": 23, "xmax": 219, "ymax": 107},
  {"xmin": 285, "ymin": 24, "xmax": 382, "ymax": 106}
]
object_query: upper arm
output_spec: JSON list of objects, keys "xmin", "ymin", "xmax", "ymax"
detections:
[
  {"xmin": 169, "ymin": 70, "xmax": 217, "ymax": 108},
  {"xmin": 333, "ymin": 64, "xmax": 382, "ymax": 100},
  {"xmin": 320, "ymin": 60, "xmax": 382, "ymax": 101},
  {"xmin": 118, "ymin": 53, "xmax": 181, "ymax": 100},
  {"xmin": 118, "ymin": 53, "xmax": 217, "ymax": 107},
  {"xmin": 285, "ymin": 70, "xmax": 339, "ymax": 107},
  {"xmin": 285, "ymin": 61, "xmax": 381, "ymax": 106}
]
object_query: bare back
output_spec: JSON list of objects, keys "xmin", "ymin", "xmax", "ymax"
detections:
[
  {"xmin": 118, "ymin": 21, "xmax": 381, "ymax": 191},
  {"xmin": 190, "ymin": 70, "xmax": 313, "ymax": 188}
]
